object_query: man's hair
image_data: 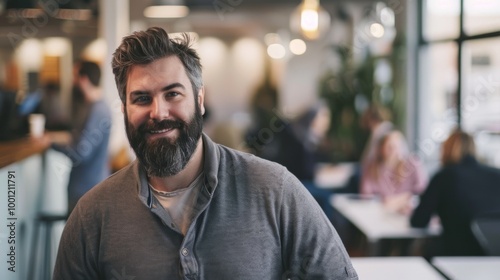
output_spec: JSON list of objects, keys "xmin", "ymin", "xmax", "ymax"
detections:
[
  {"xmin": 111, "ymin": 27, "xmax": 203, "ymax": 104},
  {"xmin": 79, "ymin": 61, "xmax": 101, "ymax": 87}
]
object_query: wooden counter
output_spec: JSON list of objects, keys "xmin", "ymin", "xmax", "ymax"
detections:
[{"xmin": 0, "ymin": 136, "xmax": 50, "ymax": 169}]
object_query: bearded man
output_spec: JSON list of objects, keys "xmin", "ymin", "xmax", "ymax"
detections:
[{"xmin": 53, "ymin": 27, "xmax": 358, "ymax": 280}]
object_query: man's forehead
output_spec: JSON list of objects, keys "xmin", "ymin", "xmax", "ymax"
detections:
[{"xmin": 130, "ymin": 56, "xmax": 185, "ymax": 75}]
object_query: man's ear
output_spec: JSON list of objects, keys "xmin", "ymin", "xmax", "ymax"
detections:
[
  {"xmin": 121, "ymin": 103, "xmax": 125, "ymax": 113},
  {"xmin": 198, "ymin": 87, "xmax": 205, "ymax": 115}
]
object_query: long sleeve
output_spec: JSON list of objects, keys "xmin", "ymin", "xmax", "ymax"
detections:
[
  {"xmin": 360, "ymin": 176, "xmax": 377, "ymax": 196},
  {"xmin": 51, "ymin": 101, "xmax": 111, "ymax": 165},
  {"xmin": 410, "ymin": 170, "xmax": 445, "ymax": 228}
]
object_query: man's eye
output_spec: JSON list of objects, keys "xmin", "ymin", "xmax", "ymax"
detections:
[
  {"xmin": 134, "ymin": 96, "xmax": 151, "ymax": 103},
  {"xmin": 166, "ymin": 92, "xmax": 180, "ymax": 98}
]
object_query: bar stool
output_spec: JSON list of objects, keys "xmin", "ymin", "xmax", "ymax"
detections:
[{"xmin": 28, "ymin": 213, "xmax": 67, "ymax": 280}]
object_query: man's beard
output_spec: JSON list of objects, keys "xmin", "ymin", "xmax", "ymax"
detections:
[{"xmin": 125, "ymin": 104, "xmax": 203, "ymax": 177}]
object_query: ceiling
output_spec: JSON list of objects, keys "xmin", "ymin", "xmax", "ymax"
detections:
[
  {"xmin": 3, "ymin": 0, "xmax": 303, "ymax": 10},
  {"xmin": 128, "ymin": 0, "xmax": 364, "ymax": 39},
  {"xmin": 0, "ymin": 0, "xmax": 379, "ymax": 48}
]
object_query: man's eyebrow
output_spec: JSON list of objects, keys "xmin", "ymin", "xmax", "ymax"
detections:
[
  {"xmin": 161, "ymin": 82, "xmax": 186, "ymax": 91},
  {"xmin": 129, "ymin": 83, "xmax": 186, "ymax": 97}
]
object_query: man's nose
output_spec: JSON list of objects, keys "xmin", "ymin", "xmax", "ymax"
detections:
[{"xmin": 150, "ymin": 97, "xmax": 170, "ymax": 120}]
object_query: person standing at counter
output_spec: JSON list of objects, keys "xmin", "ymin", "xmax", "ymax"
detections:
[
  {"xmin": 53, "ymin": 27, "xmax": 358, "ymax": 279},
  {"xmin": 410, "ymin": 129, "xmax": 500, "ymax": 256},
  {"xmin": 50, "ymin": 61, "xmax": 112, "ymax": 215}
]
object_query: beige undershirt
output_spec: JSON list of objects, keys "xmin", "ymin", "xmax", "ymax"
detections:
[{"xmin": 149, "ymin": 172, "xmax": 204, "ymax": 235}]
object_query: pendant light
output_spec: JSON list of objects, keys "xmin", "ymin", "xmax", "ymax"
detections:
[{"xmin": 290, "ymin": 0, "xmax": 331, "ymax": 40}]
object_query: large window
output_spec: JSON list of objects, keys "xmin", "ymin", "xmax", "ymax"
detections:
[{"xmin": 418, "ymin": 0, "xmax": 500, "ymax": 168}]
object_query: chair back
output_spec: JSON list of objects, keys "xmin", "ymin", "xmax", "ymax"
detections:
[{"xmin": 471, "ymin": 213, "xmax": 500, "ymax": 256}]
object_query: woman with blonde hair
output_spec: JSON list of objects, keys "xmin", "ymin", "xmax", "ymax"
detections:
[
  {"xmin": 411, "ymin": 128, "xmax": 500, "ymax": 256},
  {"xmin": 360, "ymin": 130, "xmax": 427, "ymax": 198}
]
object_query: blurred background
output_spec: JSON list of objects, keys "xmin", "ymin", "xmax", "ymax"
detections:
[
  {"xmin": 1, "ymin": 0, "xmax": 500, "ymax": 279},
  {"xmin": 1, "ymin": 0, "xmax": 500, "ymax": 168}
]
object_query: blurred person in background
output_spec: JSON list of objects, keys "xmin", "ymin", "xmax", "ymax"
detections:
[
  {"xmin": 49, "ymin": 61, "xmax": 112, "ymax": 215},
  {"xmin": 37, "ymin": 82, "xmax": 69, "ymax": 130},
  {"xmin": 280, "ymin": 101, "xmax": 336, "ymax": 219},
  {"xmin": 247, "ymin": 100, "xmax": 336, "ymax": 218},
  {"xmin": 411, "ymin": 129, "xmax": 500, "ymax": 256},
  {"xmin": 244, "ymin": 76, "xmax": 281, "ymax": 159},
  {"xmin": 360, "ymin": 104, "xmax": 393, "ymax": 169},
  {"xmin": 0, "ymin": 87, "xmax": 19, "ymax": 141},
  {"xmin": 343, "ymin": 104, "xmax": 393, "ymax": 193},
  {"xmin": 280, "ymin": 101, "xmax": 332, "ymax": 182},
  {"xmin": 360, "ymin": 130, "xmax": 428, "ymax": 213}
]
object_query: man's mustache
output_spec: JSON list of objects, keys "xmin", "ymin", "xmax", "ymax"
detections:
[{"xmin": 139, "ymin": 119, "xmax": 184, "ymax": 133}]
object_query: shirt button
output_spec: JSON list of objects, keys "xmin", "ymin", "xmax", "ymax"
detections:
[{"xmin": 181, "ymin": 248, "xmax": 189, "ymax": 256}]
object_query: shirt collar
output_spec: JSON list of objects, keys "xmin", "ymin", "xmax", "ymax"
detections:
[
  {"xmin": 201, "ymin": 133, "xmax": 219, "ymax": 196},
  {"xmin": 137, "ymin": 133, "xmax": 220, "ymax": 208}
]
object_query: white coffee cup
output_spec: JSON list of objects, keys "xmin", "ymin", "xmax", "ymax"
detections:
[{"xmin": 29, "ymin": 114, "xmax": 46, "ymax": 138}]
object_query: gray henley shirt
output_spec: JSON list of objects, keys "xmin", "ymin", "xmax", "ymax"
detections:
[{"xmin": 53, "ymin": 134, "xmax": 358, "ymax": 280}]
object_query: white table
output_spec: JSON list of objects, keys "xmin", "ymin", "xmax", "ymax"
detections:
[
  {"xmin": 331, "ymin": 194, "xmax": 441, "ymax": 255},
  {"xmin": 432, "ymin": 257, "xmax": 500, "ymax": 280},
  {"xmin": 351, "ymin": 257, "xmax": 446, "ymax": 280},
  {"xmin": 314, "ymin": 162, "xmax": 355, "ymax": 189}
]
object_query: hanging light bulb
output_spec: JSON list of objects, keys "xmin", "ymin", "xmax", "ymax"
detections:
[{"xmin": 290, "ymin": 0, "xmax": 331, "ymax": 40}]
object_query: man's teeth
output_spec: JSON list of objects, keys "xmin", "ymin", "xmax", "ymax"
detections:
[{"xmin": 150, "ymin": 128, "xmax": 172, "ymax": 134}]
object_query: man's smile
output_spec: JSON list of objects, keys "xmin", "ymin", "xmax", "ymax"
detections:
[{"xmin": 150, "ymin": 127, "xmax": 174, "ymax": 134}]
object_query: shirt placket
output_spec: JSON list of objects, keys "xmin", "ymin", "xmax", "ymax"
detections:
[
  {"xmin": 179, "ymin": 236, "xmax": 198, "ymax": 279},
  {"xmin": 179, "ymin": 182, "xmax": 214, "ymax": 280}
]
